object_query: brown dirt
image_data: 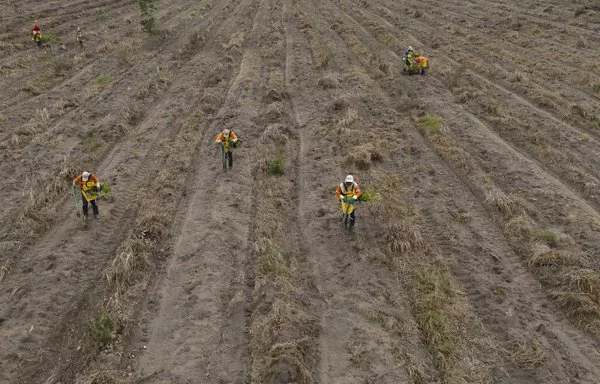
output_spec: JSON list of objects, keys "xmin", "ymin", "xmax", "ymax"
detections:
[{"xmin": 1, "ymin": 0, "xmax": 599, "ymax": 383}]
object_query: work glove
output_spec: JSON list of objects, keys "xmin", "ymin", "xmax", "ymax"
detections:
[
  {"xmin": 342, "ymin": 197, "xmax": 349, "ymax": 203},
  {"xmin": 350, "ymin": 197, "xmax": 356, "ymax": 204},
  {"xmin": 95, "ymin": 186, "xmax": 102, "ymax": 192},
  {"xmin": 218, "ymin": 141, "xmax": 224, "ymax": 146}
]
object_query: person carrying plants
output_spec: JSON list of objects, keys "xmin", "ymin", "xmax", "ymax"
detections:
[
  {"xmin": 336, "ymin": 174, "xmax": 362, "ymax": 228},
  {"xmin": 414, "ymin": 55, "xmax": 428, "ymax": 75},
  {"xmin": 402, "ymin": 46, "xmax": 414, "ymax": 68},
  {"xmin": 215, "ymin": 128, "xmax": 239, "ymax": 170},
  {"xmin": 32, "ymin": 21, "xmax": 43, "ymax": 48},
  {"xmin": 76, "ymin": 27, "xmax": 84, "ymax": 48},
  {"xmin": 72, "ymin": 171, "xmax": 102, "ymax": 221}
]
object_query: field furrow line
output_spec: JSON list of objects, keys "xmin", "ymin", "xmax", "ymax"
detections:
[{"xmin": 130, "ymin": 0, "xmax": 271, "ymax": 382}]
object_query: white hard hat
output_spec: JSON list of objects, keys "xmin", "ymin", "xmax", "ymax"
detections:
[
  {"xmin": 223, "ymin": 129, "xmax": 230, "ymax": 137},
  {"xmin": 82, "ymin": 171, "xmax": 91, "ymax": 181},
  {"xmin": 345, "ymin": 175, "xmax": 354, "ymax": 183},
  {"xmin": 408, "ymin": 46, "xmax": 413, "ymax": 51}
]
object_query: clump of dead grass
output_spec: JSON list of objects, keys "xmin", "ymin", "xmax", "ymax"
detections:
[
  {"xmin": 115, "ymin": 101, "xmax": 144, "ymax": 134},
  {"xmin": 250, "ymin": 239, "xmax": 315, "ymax": 384},
  {"xmin": 485, "ymin": 189, "xmax": 526, "ymax": 218},
  {"xmin": 343, "ymin": 142, "xmax": 383, "ymax": 170},
  {"xmin": 105, "ymin": 232, "xmax": 151, "ymax": 287},
  {"xmin": 505, "ymin": 341, "xmax": 546, "ymax": 369},
  {"xmin": 528, "ymin": 244, "xmax": 576, "ymax": 269},
  {"xmin": 137, "ymin": 68, "xmax": 170, "ymax": 100},
  {"xmin": 431, "ymin": 135, "xmax": 474, "ymax": 174},
  {"xmin": 254, "ymin": 240, "xmax": 292, "ymax": 291},
  {"xmin": 23, "ymin": 108, "xmax": 51, "ymax": 136},
  {"xmin": 327, "ymin": 95, "xmax": 350, "ymax": 112},
  {"xmin": 552, "ymin": 288, "xmax": 600, "ymax": 333},
  {"xmin": 337, "ymin": 108, "xmax": 360, "ymax": 133},
  {"xmin": 51, "ymin": 55, "xmax": 73, "ymax": 77},
  {"xmin": 504, "ymin": 214, "xmax": 534, "ymax": 240},
  {"xmin": 0, "ymin": 258, "xmax": 11, "ymax": 283},
  {"xmin": 317, "ymin": 74, "xmax": 338, "ymax": 89},
  {"xmin": 75, "ymin": 370, "xmax": 126, "ymax": 384}
]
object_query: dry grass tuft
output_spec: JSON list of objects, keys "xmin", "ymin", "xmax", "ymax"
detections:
[
  {"xmin": 528, "ymin": 248, "xmax": 576, "ymax": 268},
  {"xmin": 23, "ymin": 108, "xmax": 51, "ymax": 135},
  {"xmin": 506, "ymin": 341, "xmax": 546, "ymax": 369},
  {"xmin": 338, "ymin": 108, "xmax": 360, "ymax": 131},
  {"xmin": 0, "ymin": 259, "xmax": 11, "ymax": 283},
  {"xmin": 505, "ymin": 214, "xmax": 534, "ymax": 240},
  {"xmin": 384, "ymin": 221, "xmax": 424, "ymax": 256},
  {"xmin": 317, "ymin": 74, "xmax": 338, "ymax": 89},
  {"xmin": 75, "ymin": 370, "xmax": 126, "ymax": 384},
  {"xmin": 553, "ymin": 291, "xmax": 600, "ymax": 323},
  {"xmin": 485, "ymin": 189, "xmax": 525, "ymax": 218},
  {"xmin": 348, "ymin": 341, "xmax": 366, "ymax": 366},
  {"xmin": 117, "ymin": 101, "xmax": 144, "ymax": 132},
  {"xmin": 105, "ymin": 233, "xmax": 150, "ymax": 287},
  {"xmin": 137, "ymin": 68, "xmax": 170, "ymax": 100},
  {"xmin": 343, "ymin": 143, "xmax": 383, "ymax": 170},
  {"xmin": 51, "ymin": 56, "xmax": 73, "ymax": 77},
  {"xmin": 136, "ymin": 212, "xmax": 170, "ymax": 242},
  {"xmin": 565, "ymin": 269, "xmax": 600, "ymax": 297},
  {"xmin": 254, "ymin": 239, "xmax": 292, "ymax": 290},
  {"xmin": 250, "ymin": 299, "xmax": 314, "ymax": 384},
  {"xmin": 327, "ymin": 95, "xmax": 350, "ymax": 112},
  {"xmin": 431, "ymin": 135, "xmax": 474, "ymax": 174}
]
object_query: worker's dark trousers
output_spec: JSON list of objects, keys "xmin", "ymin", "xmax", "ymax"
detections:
[{"xmin": 82, "ymin": 195, "xmax": 99, "ymax": 216}]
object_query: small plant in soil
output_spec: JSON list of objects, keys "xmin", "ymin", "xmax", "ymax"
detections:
[
  {"xmin": 95, "ymin": 74, "xmax": 114, "ymax": 88},
  {"xmin": 83, "ymin": 137, "xmax": 105, "ymax": 152},
  {"xmin": 95, "ymin": 9, "xmax": 111, "ymax": 22},
  {"xmin": 418, "ymin": 114, "xmax": 442, "ymax": 135},
  {"xmin": 118, "ymin": 46, "xmax": 132, "ymax": 65},
  {"xmin": 89, "ymin": 310, "xmax": 121, "ymax": 349},
  {"xmin": 139, "ymin": 0, "xmax": 158, "ymax": 33},
  {"xmin": 533, "ymin": 230, "xmax": 558, "ymax": 248},
  {"xmin": 359, "ymin": 187, "xmax": 380, "ymax": 202},
  {"xmin": 266, "ymin": 154, "xmax": 286, "ymax": 175}
]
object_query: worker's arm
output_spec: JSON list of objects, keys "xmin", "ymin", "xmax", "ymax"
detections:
[{"xmin": 335, "ymin": 185, "xmax": 343, "ymax": 199}]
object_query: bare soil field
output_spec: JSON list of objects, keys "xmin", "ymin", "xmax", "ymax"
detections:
[{"xmin": 1, "ymin": 0, "xmax": 599, "ymax": 383}]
